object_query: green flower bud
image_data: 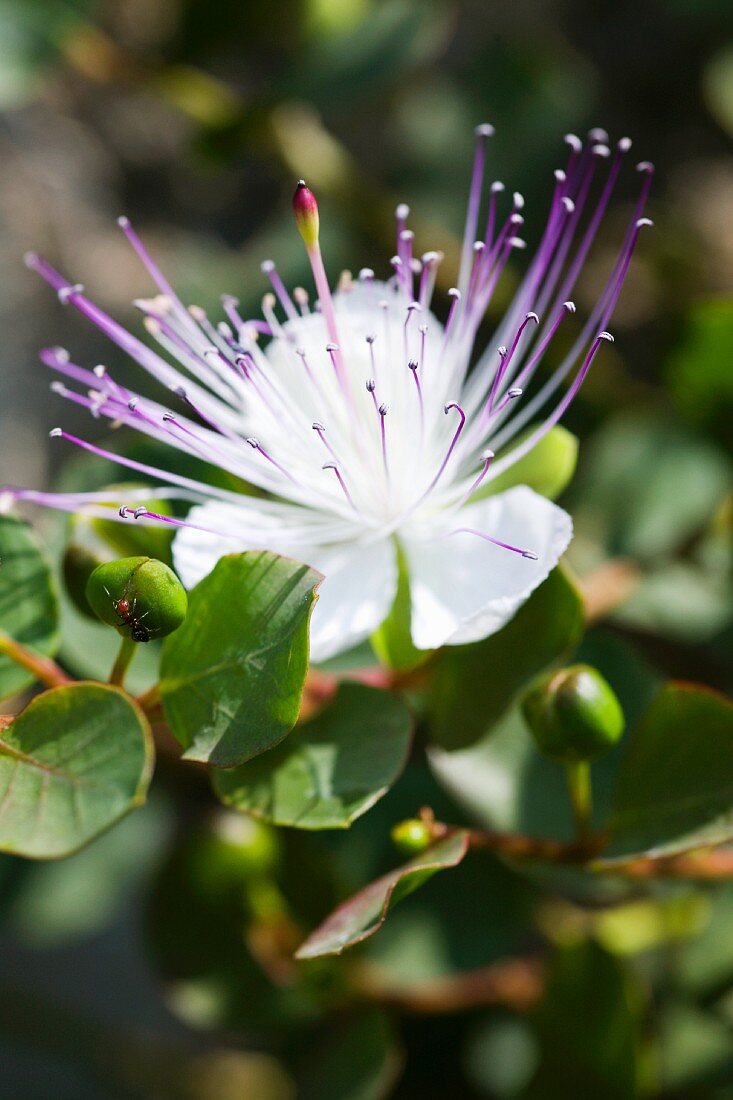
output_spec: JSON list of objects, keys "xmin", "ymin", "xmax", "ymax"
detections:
[
  {"xmin": 62, "ymin": 543, "xmax": 107, "ymax": 619},
  {"xmin": 391, "ymin": 818, "xmax": 433, "ymax": 855},
  {"xmin": 85, "ymin": 556, "xmax": 187, "ymax": 643},
  {"xmin": 522, "ymin": 664, "xmax": 625, "ymax": 763}
]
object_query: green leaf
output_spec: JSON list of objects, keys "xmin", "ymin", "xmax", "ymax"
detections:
[
  {"xmin": 665, "ymin": 297, "xmax": 733, "ymax": 432},
  {"xmin": 606, "ymin": 683, "xmax": 733, "ymax": 858},
  {"xmin": 525, "ymin": 941, "xmax": 643, "ymax": 1099},
  {"xmin": 370, "ymin": 542, "xmax": 432, "ymax": 672},
  {"xmin": 426, "ymin": 567, "xmax": 584, "ymax": 749},
  {"xmin": 0, "ymin": 515, "xmax": 59, "ymax": 701},
  {"xmin": 213, "ymin": 683, "xmax": 413, "ymax": 829},
  {"xmin": 298, "ymin": 1010, "xmax": 403, "ymax": 1100},
  {"xmin": 0, "ymin": 682, "xmax": 153, "ymax": 859},
  {"xmin": 6, "ymin": 794, "xmax": 171, "ymax": 946},
  {"xmin": 160, "ymin": 551, "xmax": 321, "ymax": 767},
  {"xmin": 478, "ymin": 424, "xmax": 579, "ymax": 501},
  {"xmin": 569, "ymin": 413, "xmax": 731, "ymax": 561},
  {"xmin": 430, "ymin": 707, "xmax": 577, "ymax": 842},
  {"xmin": 295, "ymin": 831, "xmax": 470, "ymax": 958}
]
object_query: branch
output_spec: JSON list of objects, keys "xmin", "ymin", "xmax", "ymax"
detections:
[
  {"xmin": 0, "ymin": 632, "xmax": 71, "ymax": 690},
  {"xmin": 352, "ymin": 956, "xmax": 546, "ymax": 1014},
  {"xmin": 591, "ymin": 848, "xmax": 733, "ymax": 880},
  {"xmin": 579, "ymin": 558, "xmax": 641, "ymax": 624},
  {"xmin": 423, "ymin": 814, "xmax": 733, "ymax": 881}
]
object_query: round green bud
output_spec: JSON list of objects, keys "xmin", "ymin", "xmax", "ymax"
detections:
[
  {"xmin": 522, "ymin": 664, "xmax": 625, "ymax": 763},
  {"xmin": 62, "ymin": 543, "xmax": 107, "ymax": 619},
  {"xmin": 391, "ymin": 818, "xmax": 433, "ymax": 855},
  {"xmin": 85, "ymin": 556, "xmax": 187, "ymax": 643}
]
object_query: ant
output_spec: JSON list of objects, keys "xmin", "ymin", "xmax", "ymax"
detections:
[{"xmin": 104, "ymin": 585, "xmax": 152, "ymax": 643}]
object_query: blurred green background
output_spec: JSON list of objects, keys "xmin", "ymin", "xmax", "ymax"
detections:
[{"xmin": 0, "ymin": 0, "xmax": 731, "ymax": 1096}]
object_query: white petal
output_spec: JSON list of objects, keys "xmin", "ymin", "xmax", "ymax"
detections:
[
  {"xmin": 172, "ymin": 500, "xmax": 397, "ymax": 663},
  {"xmin": 402, "ymin": 485, "xmax": 573, "ymax": 651},
  {"xmin": 304, "ymin": 539, "xmax": 397, "ymax": 662}
]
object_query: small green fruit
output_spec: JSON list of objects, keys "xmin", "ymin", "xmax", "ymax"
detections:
[
  {"xmin": 391, "ymin": 818, "xmax": 433, "ymax": 855},
  {"xmin": 522, "ymin": 664, "xmax": 625, "ymax": 763},
  {"xmin": 85, "ymin": 556, "xmax": 187, "ymax": 642}
]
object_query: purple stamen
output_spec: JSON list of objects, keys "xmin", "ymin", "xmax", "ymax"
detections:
[
  {"xmin": 483, "ymin": 311, "xmax": 539, "ymax": 419},
  {"xmin": 261, "ymin": 260, "xmax": 298, "ymax": 320},
  {"xmin": 491, "ymin": 331, "xmax": 615, "ymax": 477},
  {"xmin": 46, "ymin": 428, "xmax": 244, "ymax": 503},
  {"xmin": 399, "ymin": 229, "xmax": 415, "ymax": 297},
  {"xmin": 418, "ymin": 252, "xmax": 441, "ymax": 309},
  {"xmin": 378, "ymin": 403, "xmax": 389, "ymax": 480},
  {"xmin": 294, "ymin": 286, "xmax": 310, "ymax": 315},
  {"xmin": 408, "ymin": 359, "xmax": 424, "ymax": 428},
  {"xmin": 366, "ymin": 334, "xmax": 378, "ymax": 382},
  {"xmin": 443, "ymin": 289, "xmax": 461, "ymax": 341},
  {"xmin": 419, "ymin": 402, "xmax": 466, "ymax": 501},
  {"xmin": 221, "ymin": 295, "xmax": 246, "ymax": 334},
  {"xmin": 175, "ymin": 386, "xmax": 241, "ymax": 443},
  {"xmin": 455, "ymin": 450, "xmax": 495, "ymax": 508},
  {"xmin": 312, "ymin": 421, "xmax": 338, "ymax": 462},
  {"xmin": 323, "ymin": 462, "xmax": 357, "ymax": 511},
  {"xmin": 246, "ymin": 437, "xmax": 298, "ymax": 485},
  {"xmin": 449, "ymin": 527, "xmax": 539, "ymax": 560},
  {"xmin": 459, "ymin": 122, "xmax": 495, "ymax": 293},
  {"xmin": 483, "ymin": 180, "xmax": 505, "ymax": 251}
]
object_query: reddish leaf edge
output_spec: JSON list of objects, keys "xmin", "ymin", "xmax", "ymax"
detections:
[{"xmin": 295, "ymin": 830, "xmax": 471, "ymax": 960}]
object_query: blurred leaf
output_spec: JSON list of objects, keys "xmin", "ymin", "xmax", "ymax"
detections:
[
  {"xmin": 147, "ymin": 815, "xmax": 328, "ymax": 1035},
  {"xmin": 612, "ymin": 560, "xmax": 733, "ymax": 643},
  {"xmin": 704, "ymin": 49, "xmax": 733, "ymax": 138},
  {"xmin": 0, "ymin": 683, "xmax": 153, "ymax": 859},
  {"xmin": 294, "ymin": 0, "xmax": 452, "ymax": 108},
  {"xmin": 214, "ymin": 683, "xmax": 412, "ymax": 829},
  {"xmin": 7, "ymin": 794, "xmax": 171, "ymax": 946},
  {"xmin": 525, "ymin": 940, "xmax": 643, "ymax": 1099},
  {"xmin": 426, "ymin": 567, "xmax": 584, "ymax": 750},
  {"xmin": 607, "ymin": 683, "xmax": 733, "ymax": 858},
  {"xmin": 464, "ymin": 1017, "xmax": 539, "ymax": 1099},
  {"xmin": 298, "ymin": 1009, "xmax": 403, "ymax": 1100},
  {"xmin": 430, "ymin": 707, "xmax": 577, "ymax": 843},
  {"xmin": 160, "ymin": 552, "xmax": 321, "ymax": 767},
  {"xmin": 657, "ymin": 1001, "xmax": 733, "ymax": 1093},
  {"xmin": 570, "ymin": 413, "xmax": 731, "ymax": 561},
  {"xmin": 0, "ymin": 0, "xmax": 77, "ymax": 108},
  {"xmin": 481, "ymin": 426, "xmax": 579, "ymax": 502},
  {"xmin": 295, "ymin": 831, "xmax": 470, "ymax": 958},
  {"xmin": 666, "ymin": 296, "xmax": 733, "ymax": 436},
  {"xmin": 675, "ymin": 885, "xmax": 733, "ymax": 997},
  {"xmin": 0, "ymin": 514, "xmax": 59, "ymax": 702}
]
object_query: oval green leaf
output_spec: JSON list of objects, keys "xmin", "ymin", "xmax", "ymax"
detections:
[
  {"xmin": 0, "ymin": 682, "xmax": 153, "ymax": 859},
  {"xmin": 426, "ymin": 567, "xmax": 584, "ymax": 750},
  {"xmin": 160, "ymin": 551, "xmax": 321, "ymax": 767},
  {"xmin": 213, "ymin": 683, "xmax": 413, "ymax": 829},
  {"xmin": 0, "ymin": 515, "xmax": 59, "ymax": 701},
  {"xmin": 295, "ymin": 830, "xmax": 470, "ymax": 958},
  {"xmin": 606, "ymin": 683, "xmax": 733, "ymax": 858}
]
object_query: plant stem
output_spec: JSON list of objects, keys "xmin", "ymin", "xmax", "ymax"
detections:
[
  {"xmin": 565, "ymin": 760, "xmax": 592, "ymax": 841},
  {"xmin": 0, "ymin": 631, "xmax": 71, "ymax": 689},
  {"xmin": 109, "ymin": 636, "xmax": 136, "ymax": 688}
]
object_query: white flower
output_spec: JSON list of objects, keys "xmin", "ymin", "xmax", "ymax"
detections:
[{"xmin": 10, "ymin": 126, "xmax": 653, "ymax": 662}]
